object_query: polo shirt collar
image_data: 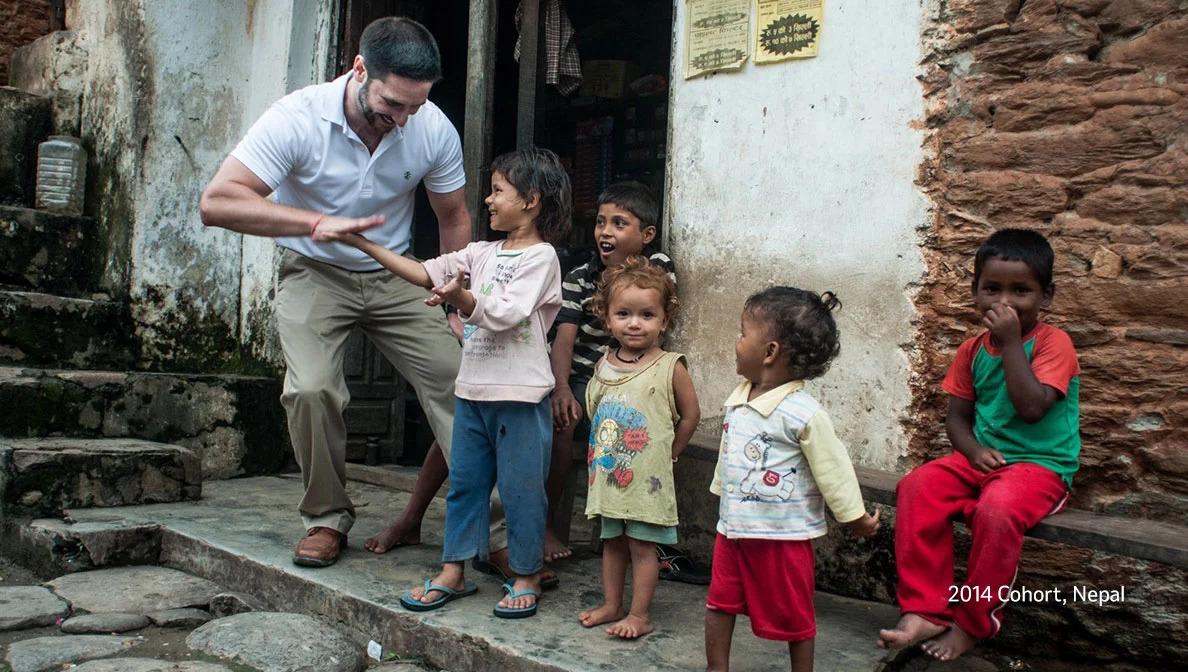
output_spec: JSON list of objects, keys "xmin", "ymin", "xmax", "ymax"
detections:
[
  {"xmin": 320, "ymin": 73, "xmax": 352, "ymax": 128},
  {"xmin": 723, "ymin": 380, "xmax": 805, "ymax": 417}
]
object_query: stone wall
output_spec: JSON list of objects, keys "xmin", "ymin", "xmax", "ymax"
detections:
[
  {"xmin": 0, "ymin": 1, "xmax": 52, "ymax": 85},
  {"xmin": 912, "ymin": 0, "xmax": 1188, "ymax": 522}
]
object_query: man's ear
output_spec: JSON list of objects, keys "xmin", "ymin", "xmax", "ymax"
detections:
[
  {"xmin": 641, "ymin": 226, "xmax": 657, "ymax": 246},
  {"xmin": 352, "ymin": 55, "xmax": 367, "ymax": 82}
]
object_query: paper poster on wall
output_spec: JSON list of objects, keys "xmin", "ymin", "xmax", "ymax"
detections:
[
  {"xmin": 755, "ymin": 0, "xmax": 823, "ymax": 63},
  {"xmin": 684, "ymin": 0, "xmax": 751, "ymax": 79}
]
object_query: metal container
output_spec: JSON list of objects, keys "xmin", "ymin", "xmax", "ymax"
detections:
[{"xmin": 35, "ymin": 135, "xmax": 87, "ymax": 215}]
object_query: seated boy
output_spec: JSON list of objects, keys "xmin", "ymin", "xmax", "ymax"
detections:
[
  {"xmin": 878, "ymin": 229, "xmax": 1080, "ymax": 661},
  {"xmin": 545, "ymin": 181, "xmax": 675, "ymax": 560}
]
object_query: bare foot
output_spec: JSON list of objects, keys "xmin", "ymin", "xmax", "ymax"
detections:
[
  {"xmin": 544, "ymin": 528, "xmax": 573, "ymax": 562},
  {"xmin": 578, "ymin": 603, "xmax": 623, "ymax": 628},
  {"xmin": 921, "ymin": 624, "xmax": 977, "ymax": 661},
  {"xmin": 877, "ymin": 613, "xmax": 948, "ymax": 650},
  {"xmin": 408, "ymin": 566, "xmax": 465, "ymax": 604},
  {"xmin": 364, "ymin": 517, "xmax": 420, "ymax": 554},
  {"xmin": 607, "ymin": 614, "xmax": 654, "ymax": 639},
  {"xmin": 497, "ymin": 575, "xmax": 541, "ymax": 611}
]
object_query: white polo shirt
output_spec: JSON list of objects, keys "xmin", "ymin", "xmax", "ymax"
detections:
[{"xmin": 231, "ymin": 73, "xmax": 466, "ymax": 271}]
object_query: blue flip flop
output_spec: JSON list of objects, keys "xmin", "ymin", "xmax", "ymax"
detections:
[
  {"xmin": 492, "ymin": 581, "xmax": 541, "ymax": 619},
  {"xmin": 472, "ymin": 558, "xmax": 560, "ymax": 590},
  {"xmin": 398, "ymin": 579, "xmax": 478, "ymax": 612}
]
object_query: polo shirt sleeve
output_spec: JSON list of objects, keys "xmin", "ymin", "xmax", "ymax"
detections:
[
  {"xmin": 230, "ymin": 100, "xmax": 309, "ymax": 191},
  {"xmin": 556, "ymin": 265, "xmax": 589, "ymax": 325},
  {"xmin": 1031, "ymin": 325, "xmax": 1080, "ymax": 397},
  {"xmin": 423, "ymin": 119, "xmax": 465, "ymax": 194},
  {"xmin": 941, "ymin": 335, "xmax": 979, "ymax": 401},
  {"xmin": 798, "ymin": 410, "xmax": 865, "ymax": 524}
]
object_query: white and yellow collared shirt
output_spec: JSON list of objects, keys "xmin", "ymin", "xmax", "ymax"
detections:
[{"xmin": 711, "ymin": 381, "xmax": 865, "ymax": 540}]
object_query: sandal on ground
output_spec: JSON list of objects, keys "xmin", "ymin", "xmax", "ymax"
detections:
[
  {"xmin": 472, "ymin": 557, "xmax": 560, "ymax": 590},
  {"xmin": 398, "ymin": 579, "xmax": 478, "ymax": 612},
  {"xmin": 656, "ymin": 543, "xmax": 712, "ymax": 585},
  {"xmin": 492, "ymin": 581, "xmax": 541, "ymax": 619}
]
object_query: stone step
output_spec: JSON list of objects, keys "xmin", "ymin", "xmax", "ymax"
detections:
[
  {"xmin": 0, "ymin": 366, "xmax": 289, "ymax": 481},
  {"xmin": 0, "ymin": 204, "xmax": 95, "ymax": 293},
  {"xmin": 1, "ymin": 476, "xmax": 901, "ymax": 672},
  {"xmin": 0, "ymin": 437, "xmax": 200, "ymax": 517},
  {"xmin": 0, "ymin": 289, "xmax": 135, "ymax": 370}
]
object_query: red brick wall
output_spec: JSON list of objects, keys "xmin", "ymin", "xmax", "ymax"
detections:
[
  {"xmin": 912, "ymin": 0, "xmax": 1187, "ymax": 522},
  {"xmin": 0, "ymin": 0, "xmax": 52, "ymax": 84}
]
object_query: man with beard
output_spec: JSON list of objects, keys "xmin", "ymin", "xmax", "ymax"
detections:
[{"xmin": 200, "ymin": 17, "xmax": 469, "ymax": 567}]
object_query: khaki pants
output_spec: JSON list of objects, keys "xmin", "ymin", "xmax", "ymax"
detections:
[{"xmin": 276, "ymin": 249, "xmax": 505, "ymax": 546}]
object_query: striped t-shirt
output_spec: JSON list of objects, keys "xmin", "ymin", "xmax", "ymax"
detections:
[{"xmin": 556, "ymin": 249, "xmax": 676, "ymax": 382}]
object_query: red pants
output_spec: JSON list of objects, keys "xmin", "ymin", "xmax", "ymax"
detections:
[{"xmin": 894, "ymin": 452, "xmax": 1068, "ymax": 639}]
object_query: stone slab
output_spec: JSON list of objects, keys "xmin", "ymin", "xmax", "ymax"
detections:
[
  {"xmin": 71, "ymin": 660, "xmax": 234, "ymax": 672},
  {"xmin": 10, "ymin": 31, "xmax": 87, "ymax": 137},
  {"xmin": 0, "ymin": 366, "xmax": 288, "ymax": 480},
  {"xmin": 61, "ymin": 612, "xmax": 151, "ymax": 633},
  {"xmin": 1, "ymin": 437, "xmax": 200, "ymax": 516},
  {"xmin": 187, "ymin": 612, "xmax": 364, "ymax": 672},
  {"xmin": 147, "ymin": 607, "xmax": 213, "ymax": 628},
  {"xmin": 52, "ymin": 477, "xmax": 900, "ymax": 672},
  {"xmin": 208, "ymin": 591, "xmax": 267, "ymax": 618},
  {"xmin": 0, "ymin": 516, "xmax": 162, "ymax": 578},
  {"xmin": 47, "ymin": 566, "xmax": 222, "ymax": 615},
  {"xmin": 0, "ymin": 290, "xmax": 135, "ymax": 369},
  {"xmin": 0, "ymin": 205, "xmax": 92, "ymax": 292},
  {"xmin": 4, "ymin": 634, "xmax": 142, "ymax": 672},
  {"xmin": 0, "ymin": 585, "xmax": 69, "ymax": 630},
  {"xmin": 0, "ymin": 87, "xmax": 50, "ymax": 207}
]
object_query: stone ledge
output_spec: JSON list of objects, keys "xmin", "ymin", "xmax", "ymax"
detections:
[
  {"xmin": 684, "ymin": 431, "xmax": 1188, "ymax": 570},
  {"xmin": 0, "ymin": 289, "xmax": 135, "ymax": 369},
  {"xmin": 0, "ymin": 204, "xmax": 94, "ymax": 292}
]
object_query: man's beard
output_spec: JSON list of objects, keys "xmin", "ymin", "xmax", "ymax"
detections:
[{"xmin": 357, "ymin": 79, "xmax": 390, "ymax": 132}]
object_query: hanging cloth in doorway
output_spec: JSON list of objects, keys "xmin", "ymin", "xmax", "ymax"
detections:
[{"xmin": 515, "ymin": 0, "xmax": 582, "ymax": 95}]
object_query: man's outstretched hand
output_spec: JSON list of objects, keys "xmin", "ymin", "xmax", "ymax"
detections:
[{"xmin": 312, "ymin": 214, "xmax": 384, "ymax": 243}]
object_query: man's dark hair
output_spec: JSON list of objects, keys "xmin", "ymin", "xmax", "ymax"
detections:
[
  {"xmin": 490, "ymin": 147, "xmax": 573, "ymax": 245},
  {"xmin": 597, "ymin": 181, "xmax": 659, "ymax": 232},
  {"xmin": 360, "ymin": 17, "xmax": 442, "ymax": 82},
  {"xmin": 972, "ymin": 228, "xmax": 1055, "ymax": 291},
  {"xmin": 744, "ymin": 287, "xmax": 842, "ymax": 381}
]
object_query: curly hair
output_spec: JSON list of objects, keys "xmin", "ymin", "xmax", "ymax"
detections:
[
  {"xmin": 490, "ymin": 147, "xmax": 572, "ymax": 245},
  {"xmin": 744, "ymin": 287, "xmax": 842, "ymax": 380},
  {"xmin": 591, "ymin": 256, "xmax": 679, "ymax": 325}
]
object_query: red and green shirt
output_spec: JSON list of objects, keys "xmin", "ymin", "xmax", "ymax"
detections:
[{"xmin": 942, "ymin": 322, "xmax": 1081, "ymax": 486}]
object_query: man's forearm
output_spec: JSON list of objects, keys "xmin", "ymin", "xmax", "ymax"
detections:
[
  {"xmin": 200, "ymin": 183, "xmax": 318, "ymax": 238},
  {"xmin": 438, "ymin": 208, "xmax": 471, "ymax": 254}
]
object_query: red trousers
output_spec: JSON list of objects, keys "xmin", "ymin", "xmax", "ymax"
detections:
[{"xmin": 894, "ymin": 452, "xmax": 1068, "ymax": 639}]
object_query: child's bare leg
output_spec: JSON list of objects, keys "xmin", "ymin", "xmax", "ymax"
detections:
[
  {"xmin": 607, "ymin": 538, "xmax": 658, "ymax": 639},
  {"xmin": 788, "ymin": 639, "xmax": 814, "ymax": 672},
  {"xmin": 877, "ymin": 613, "xmax": 948, "ymax": 649},
  {"xmin": 579, "ymin": 535, "xmax": 627, "ymax": 627},
  {"xmin": 704, "ymin": 609, "xmax": 736, "ymax": 672},
  {"xmin": 544, "ymin": 425, "xmax": 575, "ymax": 561},
  {"xmin": 365, "ymin": 441, "xmax": 446, "ymax": 552},
  {"xmin": 920, "ymin": 624, "xmax": 977, "ymax": 661},
  {"xmin": 407, "ymin": 561, "xmax": 466, "ymax": 603}
]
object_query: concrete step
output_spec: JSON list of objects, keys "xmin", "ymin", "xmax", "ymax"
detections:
[
  {"xmin": 0, "ymin": 476, "xmax": 901, "ymax": 672},
  {"xmin": 0, "ymin": 437, "xmax": 200, "ymax": 517},
  {"xmin": 0, "ymin": 290, "xmax": 135, "ymax": 369},
  {"xmin": 0, "ymin": 366, "xmax": 288, "ymax": 481},
  {"xmin": 0, "ymin": 204, "xmax": 95, "ymax": 293}
]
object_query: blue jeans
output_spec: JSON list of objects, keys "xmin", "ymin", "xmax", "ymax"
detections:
[{"xmin": 442, "ymin": 397, "xmax": 551, "ymax": 575}]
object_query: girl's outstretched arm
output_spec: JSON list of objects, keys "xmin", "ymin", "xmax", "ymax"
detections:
[
  {"xmin": 670, "ymin": 359, "xmax": 701, "ymax": 460},
  {"xmin": 339, "ymin": 233, "xmax": 432, "ymax": 288}
]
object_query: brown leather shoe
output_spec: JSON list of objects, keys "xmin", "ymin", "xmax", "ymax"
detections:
[{"xmin": 293, "ymin": 527, "xmax": 347, "ymax": 567}]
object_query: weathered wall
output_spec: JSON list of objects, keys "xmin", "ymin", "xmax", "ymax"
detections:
[
  {"xmin": 666, "ymin": 1, "xmax": 928, "ymax": 468},
  {"xmin": 50, "ymin": 0, "xmax": 335, "ymax": 373},
  {"xmin": 0, "ymin": 0, "xmax": 51, "ymax": 84},
  {"xmin": 913, "ymin": 0, "xmax": 1188, "ymax": 522}
]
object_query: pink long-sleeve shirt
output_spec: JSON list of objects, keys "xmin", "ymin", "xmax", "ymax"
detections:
[{"xmin": 423, "ymin": 240, "xmax": 562, "ymax": 403}]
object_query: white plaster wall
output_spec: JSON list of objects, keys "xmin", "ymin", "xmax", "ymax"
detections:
[{"xmin": 666, "ymin": 1, "xmax": 928, "ymax": 468}]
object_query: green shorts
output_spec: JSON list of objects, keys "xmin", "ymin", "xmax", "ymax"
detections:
[{"xmin": 599, "ymin": 517, "xmax": 678, "ymax": 545}]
